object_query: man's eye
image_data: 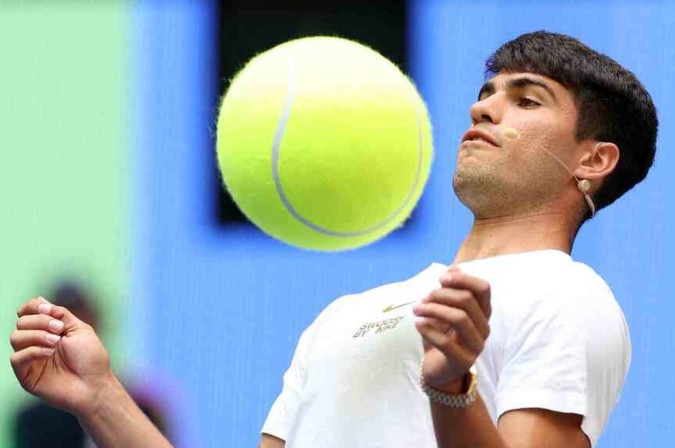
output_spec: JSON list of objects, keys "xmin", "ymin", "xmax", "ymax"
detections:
[{"xmin": 518, "ymin": 97, "xmax": 540, "ymax": 108}]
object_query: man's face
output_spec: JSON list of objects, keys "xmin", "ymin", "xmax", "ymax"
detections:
[{"xmin": 453, "ymin": 71, "xmax": 582, "ymax": 218}]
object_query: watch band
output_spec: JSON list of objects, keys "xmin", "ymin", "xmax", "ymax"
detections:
[{"xmin": 419, "ymin": 362, "xmax": 478, "ymax": 408}]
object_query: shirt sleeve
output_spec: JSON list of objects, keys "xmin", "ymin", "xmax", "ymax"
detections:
[
  {"xmin": 496, "ymin": 287, "xmax": 630, "ymax": 447},
  {"xmin": 260, "ymin": 293, "xmax": 352, "ymax": 441},
  {"xmin": 497, "ymin": 298, "xmax": 588, "ymax": 418},
  {"xmin": 260, "ymin": 322, "xmax": 316, "ymax": 441}
]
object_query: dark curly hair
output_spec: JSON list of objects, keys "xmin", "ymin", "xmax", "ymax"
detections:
[{"xmin": 485, "ymin": 31, "xmax": 658, "ymax": 216}]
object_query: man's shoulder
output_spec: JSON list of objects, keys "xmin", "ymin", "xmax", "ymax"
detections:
[
  {"xmin": 477, "ymin": 251, "xmax": 622, "ymax": 326},
  {"xmin": 562, "ymin": 256, "xmax": 612, "ymax": 291},
  {"xmin": 492, "ymin": 250, "xmax": 613, "ymax": 300},
  {"xmin": 553, "ymin": 257, "xmax": 621, "ymax": 315}
]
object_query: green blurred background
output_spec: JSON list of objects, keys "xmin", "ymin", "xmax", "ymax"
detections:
[{"xmin": 0, "ymin": 3, "xmax": 127, "ymax": 447}]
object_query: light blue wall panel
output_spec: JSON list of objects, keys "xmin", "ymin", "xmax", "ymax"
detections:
[{"xmin": 130, "ymin": 1, "xmax": 674, "ymax": 446}]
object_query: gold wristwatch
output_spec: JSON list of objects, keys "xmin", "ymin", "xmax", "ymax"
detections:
[{"xmin": 419, "ymin": 363, "xmax": 479, "ymax": 408}]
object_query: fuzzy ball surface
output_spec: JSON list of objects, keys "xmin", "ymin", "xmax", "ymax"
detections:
[{"xmin": 216, "ymin": 36, "xmax": 433, "ymax": 251}]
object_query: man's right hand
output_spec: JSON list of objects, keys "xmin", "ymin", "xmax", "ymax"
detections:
[{"xmin": 10, "ymin": 296, "xmax": 113, "ymax": 417}]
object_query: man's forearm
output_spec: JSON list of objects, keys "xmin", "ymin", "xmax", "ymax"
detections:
[
  {"xmin": 77, "ymin": 374, "xmax": 173, "ymax": 448},
  {"xmin": 431, "ymin": 393, "xmax": 507, "ymax": 448}
]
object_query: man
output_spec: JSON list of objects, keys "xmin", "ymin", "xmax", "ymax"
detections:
[{"xmin": 10, "ymin": 31, "xmax": 657, "ymax": 448}]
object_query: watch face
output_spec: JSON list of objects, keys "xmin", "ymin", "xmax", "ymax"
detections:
[{"xmin": 467, "ymin": 366, "xmax": 479, "ymax": 395}]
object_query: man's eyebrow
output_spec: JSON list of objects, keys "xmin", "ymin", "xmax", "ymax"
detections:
[
  {"xmin": 507, "ymin": 77, "xmax": 558, "ymax": 102},
  {"xmin": 477, "ymin": 76, "xmax": 559, "ymax": 103}
]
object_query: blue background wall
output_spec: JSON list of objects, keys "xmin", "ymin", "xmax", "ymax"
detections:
[{"xmin": 129, "ymin": 1, "xmax": 674, "ymax": 447}]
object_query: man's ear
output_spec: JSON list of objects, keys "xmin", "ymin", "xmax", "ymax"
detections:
[{"xmin": 574, "ymin": 141, "xmax": 620, "ymax": 184}]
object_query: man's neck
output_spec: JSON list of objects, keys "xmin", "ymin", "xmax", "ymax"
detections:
[{"xmin": 453, "ymin": 211, "xmax": 576, "ymax": 264}]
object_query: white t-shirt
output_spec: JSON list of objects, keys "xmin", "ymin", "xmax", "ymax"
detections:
[{"xmin": 262, "ymin": 250, "xmax": 631, "ymax": 447}]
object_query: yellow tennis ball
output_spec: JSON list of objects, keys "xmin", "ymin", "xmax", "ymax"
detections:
[{"xmin": 216, "ymin": 36, "xmax": 433, "ymax": 251}]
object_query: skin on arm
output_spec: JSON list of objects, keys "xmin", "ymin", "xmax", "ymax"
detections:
[
  {"xmin": 10, "ymin": 297, "xmax": 172, "ymax": 448},
  {"xmin": 259, "ymin": 433, "xmax": 285, "ymax": 448},
  {"xmin": 429, "ymin": 395, "xmax": 590, "ymax": 448},
  {"xmin": 414, "ymin": 269, "xmax": 590, "ymax": 448},
  {"xmin": 499, "ymin": 408, "xmax": 589, "ymax": 447}
]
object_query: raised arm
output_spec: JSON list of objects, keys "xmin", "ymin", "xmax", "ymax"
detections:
[{"xmin": 10, "ymin": 297, "xmax": 172, "ymax": 448}]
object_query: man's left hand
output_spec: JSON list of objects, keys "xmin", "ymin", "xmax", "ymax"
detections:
[{"xmin": 413, "ymin": 267, "xmax": 491, "ymax": 393}]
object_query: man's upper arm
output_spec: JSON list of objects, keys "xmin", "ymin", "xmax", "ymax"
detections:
[
  {"xmin": 498, "ymin": 408, "xmax": 590, "ymax": 448},
  {"xmin": 259, "ymin": 433, "xmax": 285, "ymax": 448}
]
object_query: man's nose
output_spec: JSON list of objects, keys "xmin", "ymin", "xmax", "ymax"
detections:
[{"xmin": 469, "ymin": 94, "xmax": 503, "ymax": 125}]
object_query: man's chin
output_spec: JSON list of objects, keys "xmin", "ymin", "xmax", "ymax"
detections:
[
  {"xmin": 452, "ymin": 171, "xmax": 497, "ymax": 197},
  {"xmin": 453, "ymin": 175, "xmax": 514, "ymax": 216}
]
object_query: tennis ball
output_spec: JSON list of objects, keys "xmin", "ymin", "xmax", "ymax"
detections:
[{"xmin": 216, "ymin": 36, "xmax": 433, "ymax": 251}]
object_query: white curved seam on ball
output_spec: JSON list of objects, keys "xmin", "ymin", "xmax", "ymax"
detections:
[{"xmin": 271, "ymin": 54, "xmax": 425, "ymax": 237}]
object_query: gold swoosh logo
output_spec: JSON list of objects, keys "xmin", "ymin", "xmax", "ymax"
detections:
[{"xmin": 382, "ymin": 300, "xmax": 417, "ymax": 313}]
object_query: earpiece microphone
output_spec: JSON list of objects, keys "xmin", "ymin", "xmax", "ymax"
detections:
[
  {"xmin": 503, "ymin": 127, "xmax": 520, "ymax": 140},
  {"xmin": 503, "ymin": 127, "xmax": 596, "ymax": 218}
]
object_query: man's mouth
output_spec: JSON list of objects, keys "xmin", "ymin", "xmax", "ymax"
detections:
[{"xmin": 461, "ymin": 129, "xmax": 500, "ymax": 147}]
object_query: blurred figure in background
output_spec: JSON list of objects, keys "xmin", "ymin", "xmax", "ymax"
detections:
[{"xmin": 12, "ymin": 282, "xmax": 169, "ymax": 448}]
